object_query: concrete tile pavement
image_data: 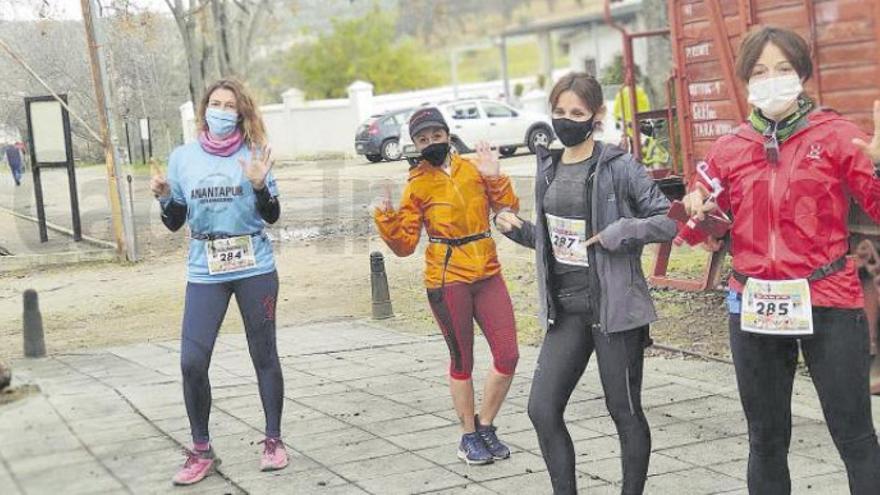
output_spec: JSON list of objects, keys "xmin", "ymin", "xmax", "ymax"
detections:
[{"xmin": 1, "ymin": 319, "xmax": 874, "ymax": 494}]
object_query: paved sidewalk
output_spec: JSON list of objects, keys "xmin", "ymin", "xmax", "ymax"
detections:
[{"xmin": 0, "ymin": 320, "xmax": 875, "ymax": 495}]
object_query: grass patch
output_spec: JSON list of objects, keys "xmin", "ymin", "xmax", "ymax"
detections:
[{"xmin": 445, "ymin": 41, "xmax": 569, "ymax": 85}]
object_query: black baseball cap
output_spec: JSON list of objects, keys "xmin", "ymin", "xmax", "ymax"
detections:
[{"xmin": 408, "ymin": 107, "xmax": 449, "ymax": 139}]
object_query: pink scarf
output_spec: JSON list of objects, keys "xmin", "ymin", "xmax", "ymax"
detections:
[{"xmin": 198, "ymin": 129, "xmax": 243, "ymax": 157}]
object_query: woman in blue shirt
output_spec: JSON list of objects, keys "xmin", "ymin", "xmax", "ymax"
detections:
[{"xmin": 150, "ymin": 79, "xmax": 286, "ymax": 485}]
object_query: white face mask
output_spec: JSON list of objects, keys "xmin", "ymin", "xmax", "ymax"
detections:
[{"xmin": 747, "ymin": 74, "xmax": 803, "ymax": 119}]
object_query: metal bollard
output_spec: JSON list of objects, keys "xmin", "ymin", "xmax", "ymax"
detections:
[
  {"xmin": 23, "ymin": 290, "xmax": 46, "ymax": 358},
  {"xmin": 0, "ymin": 360, "xmax": 10, "ymax": 392},
  {"xmin": 370, "ymin": 252, "xmax": 394, "ymax": 320}
]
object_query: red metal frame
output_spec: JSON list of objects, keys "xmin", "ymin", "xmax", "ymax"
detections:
[
  {"xmin": 803, "ymin": 0, "xmax": 823, "ymax": 105},
  {"xmin": 705, "ymin": 0, "xmax": 748, "ymax": 123},
  {"xmin": 602, "ymin": 0, "xmax": 752, "ymax": 291}
]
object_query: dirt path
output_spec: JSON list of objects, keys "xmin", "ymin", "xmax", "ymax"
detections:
[
  {"xmin": 0, "ymin": 155, "xmax": 730, "ymax": 362},
  {"xmin": 0, "ymin": 235, "xmax": 729, "ymax": 362}
]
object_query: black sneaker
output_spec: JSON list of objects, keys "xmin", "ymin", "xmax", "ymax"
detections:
[{"xmin": 475, "ymin": 415, "xmax": 511, "ymax": 460}]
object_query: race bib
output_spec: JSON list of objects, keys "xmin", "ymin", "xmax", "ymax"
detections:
[
  {"xmin": 741, "ymin": 278, "xmax": 813, "ymax": 336},
  {"xmin": 546, "ymin": 213, "xmax": 589, "ymax": 267},
  {"xmin": 205, "ymin": 235, "xmax": 256, "ymax": 275}
]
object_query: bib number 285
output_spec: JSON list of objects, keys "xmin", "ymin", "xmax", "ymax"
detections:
[{"xmin": 755, "ymin": 301, "xmax": 790, "ymax": 317}]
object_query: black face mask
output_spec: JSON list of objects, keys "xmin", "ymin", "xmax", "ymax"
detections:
[
  {"xmin": 421, "ymin": 142, "xmax": 450, "ymax": 167},
  {"xmin": 552, "ymin": 116, "xmax": 595, "ymax": 147}
]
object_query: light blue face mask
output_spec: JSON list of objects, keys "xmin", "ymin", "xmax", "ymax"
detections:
[{"xmin": 205, "ymin": 108, "xmax": 239, "ymax": 137}]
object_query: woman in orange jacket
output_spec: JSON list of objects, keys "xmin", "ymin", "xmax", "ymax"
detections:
[{"xmin": 374, "ymin": 107, "xmax": 521, "ymax": 465}]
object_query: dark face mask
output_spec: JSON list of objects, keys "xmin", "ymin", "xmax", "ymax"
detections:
[
  {"xmin": 421, "ymin": 142, "xmax": 450, "ymax": 167},
  {"xmin": 552, "ymin": 116, "xmax": 595, "ymax": 147}
]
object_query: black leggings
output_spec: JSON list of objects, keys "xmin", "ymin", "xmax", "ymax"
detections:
[
  {"xmin": 528, "ymin": 312, "xmax": 650, "ymax": 495},
  {"xmin": 730, "ymin": 307, "xmax": 880, "ymax": 495},
  {"xmin": 181, "ymin": 270, "xmax": 284, "ymax": 444}
]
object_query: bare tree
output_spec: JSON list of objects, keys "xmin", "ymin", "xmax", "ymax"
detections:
[{"xmin": 163, "ymin": 0, "xmax": 272, "ymax": 104}]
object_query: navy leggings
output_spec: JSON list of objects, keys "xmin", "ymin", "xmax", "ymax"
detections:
[{"xmin": 181, "ymin": 270, "xmax": 283, "ymax": 443}]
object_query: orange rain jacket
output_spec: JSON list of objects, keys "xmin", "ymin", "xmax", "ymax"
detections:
[{"xmin": 374, "ymin": 154, "xmax": 520, "ymax": 289}]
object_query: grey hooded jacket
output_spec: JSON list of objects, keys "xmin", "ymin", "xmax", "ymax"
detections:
[{"xmin": 502, "ymin": 142, "xmax": 677, "ymax": 333}]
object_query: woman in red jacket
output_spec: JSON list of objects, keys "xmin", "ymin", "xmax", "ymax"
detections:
[{"xmin": 683, "ymin": 27, "xmax": 880, "ymax": 494}]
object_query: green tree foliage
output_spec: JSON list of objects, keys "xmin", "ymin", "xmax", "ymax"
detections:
[
  {"xmin": 600, "ymin": 54, "xmax": 625, "ymax": 85},
  {"xmin": 290, "ymin": 9, "xmax": 440, "ymax": 99}
]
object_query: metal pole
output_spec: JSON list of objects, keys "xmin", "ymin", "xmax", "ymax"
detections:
[
  {"xmin": 139, "ymin": 128, "xmax": 146, "ymax": 166},
  {"xmin": 81, "ymin": 0, "xmax": 138, "ymax": 261},
  {"xmin": 127, "ymin": 174, "xmax": 138, "ymax": 260},
  {"xmin": 499, "ymin": 37, "xmax": 511, "ymax": 104},
  {"xmin": 147, "ymin": 117, "xmax": 153, "ymax": 159},
  {"xmin": 124, "ymin": 120, "xmax": 133, "ymax": 166},
  {"xmin": 451, "ymin": 51, "xmax": 459, "ymax": 100},
  {"xmin": 32, "ymin": 167, "xmax": 48, "ymax": 242}
]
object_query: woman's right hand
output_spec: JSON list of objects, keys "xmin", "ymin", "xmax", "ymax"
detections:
[
  {"xmin": 853, "ymin": 100, "xmax": 880, "ymax": 163},
  {"xmin": 495, "ymin": 210, "xmax": 523, "ymax": 233},
  {"xmin": 372, "ymin": 181, "xmax": 394, "ymax": 214},
  {"xmin": 149, "ymin": 160, "xmax": 171, "ymax": 199},
  {"xmin": 682, "ymin": 183, "xmax": 715, "ymax": 220}
]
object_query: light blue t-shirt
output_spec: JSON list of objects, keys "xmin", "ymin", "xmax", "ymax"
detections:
[{"xmin": 163, "ymin": 142, "xmax": 279, "ymax": 283}]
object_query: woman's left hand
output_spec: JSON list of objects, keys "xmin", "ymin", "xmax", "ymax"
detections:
[
  {"xmin": 853, "ymin": 100, "xmax": 880, "ymax": 163},
  {"xmin": 239, "ymin": 145, "xmax": 274, "ymax": 190},
  {"xmin": 585, "ymin": 233, "xmax": 605, "ymax": 249},
  {"xmin": 475, "ymin": 141, "xmax": 500, "ymax": 177}
]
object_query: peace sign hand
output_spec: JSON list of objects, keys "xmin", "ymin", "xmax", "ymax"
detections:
[
  {"xmin": 372, "ymin": 180, "xmax": 395, "ymax": 214},
  {"xmin": 475, "ymin": 141, "xmax": 500, "ymax": 177},
  {"xmin": 853, "ymin": 100, "xmax": 880, "ymax": 164},
  {"xmin": 149, "ymin": 158, "xmax": 170, "ymax": 200},
  {"xmin": 239, "ymin": 145, "xmax": 275, "ymax": 191}
]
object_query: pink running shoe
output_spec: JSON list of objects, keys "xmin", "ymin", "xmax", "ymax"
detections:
[
  {"xmin": 172, "ymin": 448, "xmax": 220, "ymax": 486},
  {"xmin": 259, "ymin": 438, "xmax": 289, "ymax": 472}
]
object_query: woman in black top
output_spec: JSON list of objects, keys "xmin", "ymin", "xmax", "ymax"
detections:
[{"xmin": 497, "ymin": 72, "xmax": 676, "ymax": 495}]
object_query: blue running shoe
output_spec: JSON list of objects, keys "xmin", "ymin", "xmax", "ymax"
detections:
[
  {"xmin": 457, "ymin": 432, "xmax": 494, "ymax": 465},
  {"xmin": 475, "ymin": 415, "xmax": 511, "ymax": 460}
]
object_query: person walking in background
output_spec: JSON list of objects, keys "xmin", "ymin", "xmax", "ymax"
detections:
[{"xmin": 4, "ymin": 143, "xmax": 24, "ymax": 186}]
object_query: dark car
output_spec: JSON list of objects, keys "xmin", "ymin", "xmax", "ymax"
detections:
[{"xmin": 354, "ymin": 108, "xmax": 411, "ymax": 163}]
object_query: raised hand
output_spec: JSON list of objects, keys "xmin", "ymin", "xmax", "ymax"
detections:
[
  {"xmin": 474, "ymin": 141, "xmax": 500, "ymax": 177},
  {"xmin": 149, "ymin": 159, "xmax": 170, "ymax": 199},
  {"xmin": 853, "ymin": 100, "xmax": 880, "ymax": 164},
  {"xmin": 239, "ymin": 145, "xmax": 274, "ymax": 191},
  {"xmin": 372, "ymin": 180, "xmax": 395, "ymax": 214}
]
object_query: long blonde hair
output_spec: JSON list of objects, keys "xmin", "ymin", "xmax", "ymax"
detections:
[{"xmin": 197, "ymin": 79, "xmax": 267, "ymax": 147}]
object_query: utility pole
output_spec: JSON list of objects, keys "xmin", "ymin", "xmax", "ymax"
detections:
[
  {"xmin": 498, "ymin": 36, "xmax": 511, "ymax": 104},
  {"xmin": 80, "ymin": 0, "xmax": 138, "ymax": 261}
]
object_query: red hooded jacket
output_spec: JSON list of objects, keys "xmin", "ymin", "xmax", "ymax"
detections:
[{"xmin": 700, "ymin": 110, "xmax": 880, "ymax": 309}]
